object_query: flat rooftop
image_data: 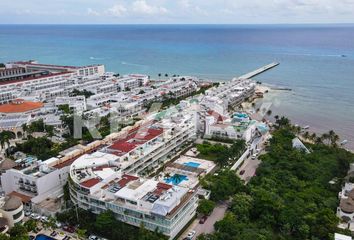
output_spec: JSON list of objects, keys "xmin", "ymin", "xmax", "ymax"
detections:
[{"xmin": 108, "ymin": 124, "xmax": 164, "ymax": 156}]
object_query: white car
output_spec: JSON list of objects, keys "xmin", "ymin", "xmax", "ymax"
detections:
[
  {"xmin": 30, "ymin": 213, "xmax": 41, "ymax": 220},
  {"xmin": 251, "ymin": 154, "xmax": 257, "ymax": 160},
  {"xmin": 25, "ymin": 211, "xmax": 32, "ymax": 217},
  {"xmin": 41, "ymin": 216, "xmax": 49, "ymax": 222},
  {"xmin": 88, "ymin": 235, "xmax": 99, "ymax": 240},
  {"xmin": 187, "ymin": 230, "xmax": 196, "ymax": 239}
]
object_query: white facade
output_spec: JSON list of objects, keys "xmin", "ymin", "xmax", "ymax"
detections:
[
  {"xmin": 55, "ymin": 96, "xmax": 87, "ymax": 113},
  {"xmin": 0, "ymin": 195, "xmax": 24, "ymax": 231},
  {"xmin": 1, "ymin": 159, "xmax": 70, "ymax": 206}
]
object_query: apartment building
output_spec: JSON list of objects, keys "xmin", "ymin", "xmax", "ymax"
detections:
[
  {"xmin": 0, "ymin": 157, "xmax": 69, "ymax": 208},
  {"xmin": 160, "ymin": 77, "xmax": 198, "ymax": 99},
  {"xmin": 69, "ymin": 169, "xmax": 198, "ymax": 239},
  {"xmin": 55, "ymin": 96, "xmax": 87, "ymax": 113},
  {"xmin": 205, "ymin": 79, "xmax": 256, "ymax": 109}
]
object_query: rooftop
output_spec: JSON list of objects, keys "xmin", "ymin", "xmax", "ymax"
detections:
[
  {"xmin": 0, "ymin": 71, "xmax": 72, "ymax": 86},
  {"xmin": 108, "ymin": 124, "xmax": 164, "ymax": 156},
  {"xmin": 0, "ymin": 99, "xmax": 44, "ymax": 114}
]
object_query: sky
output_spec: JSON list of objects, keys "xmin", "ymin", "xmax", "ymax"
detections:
[{"xmin": 0, "ymin": 0, "xmax": 354, "ymax": 24}]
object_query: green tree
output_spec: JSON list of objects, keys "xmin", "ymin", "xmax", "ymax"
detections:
[
  {"xmin": 76, "ymin": 229, "xmax": 87, "ymax": 239},
  {"xmin": 24, "ymin": 219, "xmax": 37, "ymax": 232},
  {"xmin": 8, "ymin": 224, "xmax": 28, "ymax": 240},
  {"xmin": 197, "ymin": 199, "xmax": 215, "ymax": 216},
  {"xmin": 95, "ymin": 210, "xmax": 115, "ymax": 234},
  {"xmin": 230, "ymin": 193, "xmax": 253, "ymax": 222},
  {"xmin": 0, "ymin": 234, "xmax": 10, "ymax": 240},
  {"xmin": 0, "ymin": 131, "xmax": 15, "ymax": 150}
]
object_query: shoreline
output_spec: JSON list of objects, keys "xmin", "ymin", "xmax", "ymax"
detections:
[{"xmin": 243, "ymin": 84, "xmax": 354, "ymax": 152}]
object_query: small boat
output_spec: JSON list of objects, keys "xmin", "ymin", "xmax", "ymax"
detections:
[
  {"xmin": 341, "ymin": 55, "xmax": 347, "ymax": 58},
  {"xmin": 340, "ymin": 140, "xmax": 348, "ymax": 146},
  {"xmin": 302, "ymin": 125, "xmax": 310, "ymax": 130}
]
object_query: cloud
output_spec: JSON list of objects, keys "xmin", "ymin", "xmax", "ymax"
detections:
[
  {"xmin": 2, "ymin": 0, "xmax": 354, "ymax": 24},
  {"xmin": 107, "ymin": 4, "xmax": 127, "ymax": 17},
  {"xmin": 178, "ymin": 0, "xmax": 191, "ymax": 9},
  {"xmin": 87, "ymin": 8, "xmax": 100, "ymax": 16},
  {"xmin": 132, "ymin": 0, "xmax": 168, "ymax": 15}
]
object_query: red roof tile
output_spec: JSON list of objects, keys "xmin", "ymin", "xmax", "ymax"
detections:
[
  {"xmin": 0, "ymin": 71, "xmax": 72, "ymax": 86},
  {"xmin": 108, "ymin": 125, "xmax": 163, "ymax": 154},
  {"xmin": 81, "ymin": 178, "xmax": 100, "ymax": 188},
  {"xmin": 0, "ymin": 100, "xmax": 44, "ymax": 113}
]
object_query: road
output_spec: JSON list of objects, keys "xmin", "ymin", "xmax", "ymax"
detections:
[
  {"xmin": 179, "ymin": 202, "xmax": 228, "ymax": 239},
  {"xmin": 237, "ymin": 157, "xmax": 261, "ymax": 183}
]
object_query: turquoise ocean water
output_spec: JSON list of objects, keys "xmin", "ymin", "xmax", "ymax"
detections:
[{"xmin": 0, "ymin": 24, "xmax": 353, "ymax": 149}]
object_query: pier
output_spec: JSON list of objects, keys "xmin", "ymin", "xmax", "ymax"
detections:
[{"xmin": 237, "ymin": 62, "xmax": 280, "ymax": 80}]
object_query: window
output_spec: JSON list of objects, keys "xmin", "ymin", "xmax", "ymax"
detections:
[{"xmin": 13, "ymin": 210, "xmax": 23, "ymax": 220}]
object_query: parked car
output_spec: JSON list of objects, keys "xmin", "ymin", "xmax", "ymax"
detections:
[
  {"xmin": 251, "ymin": 154, "xmax": 257, "ymax": 160},
  {"xmin": 88, "ymin": 235, "xmax": 99, "ymax": 240},
  {"xmin": 25, "ymin": 211, "xmax": 32, "ymax": 217},
  {"xmin": 239, "ymin": 170, "xmax": 245, "ymax": 175},
  {"xmin": 30, "ymin": 213, "xmax": 40, "ymax": 220},
  {"xmin": 199, "ymin": 215, "xmax": 208, "ymax": 224},
  {"xmin": 63, "ymin": 225, "xmax": 75, "ymax": 233},
  {"xmin": 186, "ymin": 230, "xmax": 196, "ymax": 239},
  {"xmin": 41, "ymin": 216, "xmax": 49, "ymax": 222}
]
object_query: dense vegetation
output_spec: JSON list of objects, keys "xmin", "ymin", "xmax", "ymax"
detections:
[
  {"xmin": 70, "ymin": 89, "xmax": 94, "ymax": 98},
  {"xmin": 197, "ymin": 139, "xmax": 245, "ymax": 167},
  {"xmin": 199, "ymin": 120, "xmax": 354, "ymax": 240},
  {"xmin": 14, "ymin": 136, "xmax": 60, "ymax": 160},
  {"xmin": 56, "ymin": 208, "xmax": 167, "ymax": 240},
  {"xmin": 23, "ymin": 119, "xmax": 54, "ymax": 136}
]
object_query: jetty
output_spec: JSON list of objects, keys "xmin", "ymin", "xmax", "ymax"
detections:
[{"xmin": 237, "ymin": 62, "xmax": 280, "ymax": 80}]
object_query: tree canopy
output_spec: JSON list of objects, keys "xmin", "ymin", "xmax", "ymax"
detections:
[{"xmin": 199, "ymin": 119, "xmax": 354, "ymax": 240}]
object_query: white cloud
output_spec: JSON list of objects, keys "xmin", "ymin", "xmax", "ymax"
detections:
[
  {"xmin": 132, "ymin": 0, "xmax": 168, "ymax": 15},
  {"xmin": 107, "ymin": 4, "xmax": 127, "ymax": 17},
  {"xmin": 87, "ymin": 8, "xmax": 100, "ymax": 16},
  {"xmin": 178, "ymin": 0, "xmax": 191, "ymax": 9},
  {"xmin": 2, "ymin": 0, "xmax": 354, "ymax": 23}
]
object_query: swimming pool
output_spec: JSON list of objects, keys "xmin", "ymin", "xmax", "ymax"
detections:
[
  {"xmin": 165, "ymin": 174, "xmax": 188, "ymax": 185},
  {"xmin": 35, "ymin": 234, "xmax": 55, "ymax": 240},
  {"xmin": 184, "ymin": 162, "xmax": 201, "ymax": 168},
  {"xmin": 234, "ymin": 113, "xmax": 248, "ymax": 118}
]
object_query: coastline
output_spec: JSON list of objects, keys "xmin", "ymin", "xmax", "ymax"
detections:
[{"xmin": 244, "ymin": 83, "xmax": 354, "ymax": 152}]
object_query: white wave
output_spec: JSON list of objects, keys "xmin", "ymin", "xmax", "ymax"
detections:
[
  {"xmin": 278, "ymin": 52, "xmax": 347, "ymax": 58},
  {"xmin": 121, "ymin": 61, "xmax": 148, "ymax": 67},
  {"xmin": 89, "ymin": 56, "xmax": 104, "ymax": 60}
]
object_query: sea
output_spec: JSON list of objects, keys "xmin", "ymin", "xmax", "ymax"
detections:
[{"xmin": 0, "ymin": 24, "xmax": 353, "ymax": 150}]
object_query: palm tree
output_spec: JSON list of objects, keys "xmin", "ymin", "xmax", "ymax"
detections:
[
  {"xmin": 328, "ymin": 130, "xmax": 339, "ymax": 147},
  {"xmin": 321, "ymin": 133, "xmax": 330, "ymax": 145},
  {"xmin": 266, "ymin": 110, "xmax": 272, "ymax": 116},
  {"xmin": 303, "ymin": 131, "xmax": 310, "ymax": 140},
  {"xmin": 310, "ymin": 133, "xmax": 317, "ymax": 141},
  {"xmin": 0, "ymin": 131, "xmax": 15, "ymax": 151},
  {"xmin": 165, "ymin": 73, "xmax": 169, "ymax": 78},
  {"xmin": 158, "ymin": 73, "xmax": 162, "ymax": 79},
  {"xmin": 315, "ymin": 137, "xmax": 323, "ymax": 144},
  {"xmin": 21, "ymin": 123, "xmax": 28, "ymax": 138}
]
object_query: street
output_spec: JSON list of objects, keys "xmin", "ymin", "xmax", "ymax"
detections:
[
  {"xmin": 237, "ymin": 156, "xmax": 261, "ymax": 183},
  {"xmin": 179, "ymin": 202, "xmax": 228, "ymax": 239}
]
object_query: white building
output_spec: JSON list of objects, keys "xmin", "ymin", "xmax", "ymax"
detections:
[
  {"xmin": 205, "ymin": 79, "xmax": 256, "ymax": 109},
  {"xmin": 55, "ymin": 96, "xmax": 87, "ymax": 113},
  {"xmin": 335, "ymin": 233, "xmax": 352, "ymax": 240},
  {"xmin": 69, "ymin": 169, "xmax": 198, "ymax": 239},
  {"xmin": 0, "ymin": 156, "xmax": 71, "ymax": 215},
  {"xmin": 0, "ymin": 195, "xmax": 24, "ymax": 233}
]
